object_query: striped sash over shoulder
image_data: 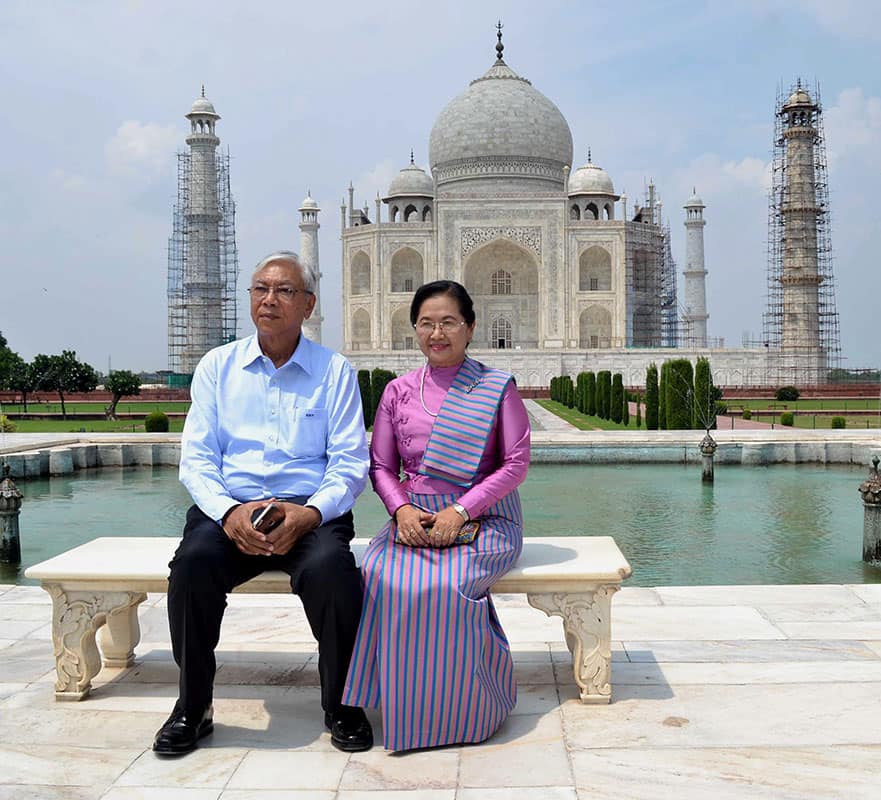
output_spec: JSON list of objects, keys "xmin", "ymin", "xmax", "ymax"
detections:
[{"xmin": 418, "ymin": 357, "xmax": 512, "ymax": 487}]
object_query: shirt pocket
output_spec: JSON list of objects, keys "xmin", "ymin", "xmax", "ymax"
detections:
[{"xmin": 286, "ymin": 406, "xmax": 328, "ymax": 457}]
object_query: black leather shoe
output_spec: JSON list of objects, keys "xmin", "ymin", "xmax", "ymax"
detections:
[
  {"xmin": 152, "ymin": 705, "xmax": 214, "ymax": 755},
  {"xmin": 325, "ymin": 705, "xmax": 373, "ymax": 752}
]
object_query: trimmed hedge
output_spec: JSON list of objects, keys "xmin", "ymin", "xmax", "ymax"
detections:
[
  {"xmin": 610, "ymin": 373, "xmax": 624, "ymax": 423},
  {"xmin": 831, "ymin": 416, "xmax": 846, "ymax": 429},
  {"xmin": 144, "ymin": 411, "xmax": 169, "ymax": 432},
  {"xmin": 780, "ymin": 411, "xmax": 795, "ymax": 426},
  {"xmin": 776, "ymin": 385, "xmax": 801, "ymax": 401}
]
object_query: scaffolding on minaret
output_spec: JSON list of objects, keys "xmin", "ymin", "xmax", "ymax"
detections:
[
  {"xmin": 166, "ymin": 149, "xmax": 239, "ymax": 379},
  {"xmin": 762, "ymin": 80, "xmax": 840, "ymax": 385}
]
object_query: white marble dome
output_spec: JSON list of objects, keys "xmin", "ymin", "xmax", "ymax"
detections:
[
  {"xmin": 189, "ymin": 94, "xmax": 218, "ymax": 117},
  {"xmin": 429, "ymin": 59, "xmax": 573, "ymax": 184},
  {"xmin": 685, "ymin": 191, "xmax": 705, "ymax": 207},
  {"xmin": 568, "ymin": 160, "xmax": 615, "ymax": 196},
  {"xmin": 387, "ymin": 162, "xmax": 434, "ymax": 198},
  {"xmin": 300, "ymin": 192, "xmax": 319, "ymax": 209}
]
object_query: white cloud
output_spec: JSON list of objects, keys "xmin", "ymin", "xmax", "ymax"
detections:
[
  {"xmin": 104, "ymin": 120, "xmax": 179, "ymax": 179},
  {"xmin": 673, "ymin": 153, "xmax": 770, "ymax": 198},
  {"xmin": 824, "ymin": 87, "xmax": 881, "ymax": 169},
  {"xmin": 351, "ymin": 158, "xmax": 401, "ymax": 211}
]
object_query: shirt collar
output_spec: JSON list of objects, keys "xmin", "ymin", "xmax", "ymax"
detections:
[{"xmin": 239, "ymin": 332, "xmax": 315, "ymax": 376}]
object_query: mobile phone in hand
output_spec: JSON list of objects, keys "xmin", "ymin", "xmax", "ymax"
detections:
[{"xmin": 251, "ymin": 503, "xmax": 285, "ymax": 533}]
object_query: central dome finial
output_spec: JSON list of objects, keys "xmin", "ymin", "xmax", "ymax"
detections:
[{"xmin": 495, "ymin": 20, "xmax": 504, "ymax": 62}]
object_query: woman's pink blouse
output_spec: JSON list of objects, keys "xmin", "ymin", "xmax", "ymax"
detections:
[{"xmin": 369, "ymin": 363, "xmax": 531, "ymax": 520}]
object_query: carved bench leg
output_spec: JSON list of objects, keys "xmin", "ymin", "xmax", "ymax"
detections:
[
  {"xmin": 46, "ymin": 585, "xmax": 147, "ymax": 700},
  {"xmin": 528, "ymin": 585, "xmax": 618, "ymax": 704}
]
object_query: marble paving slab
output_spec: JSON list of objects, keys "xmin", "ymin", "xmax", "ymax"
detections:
[
  {"xmin": 561, "ymin": 681, "xmax": 881, "ymax": 749},
  {"xmin": 622, "ymin": 638, "xmax": 881, "ymax": 662},
  {"xmin": 612, "ymin": 606, "xmax": 785, "ymax": 640},
  {"xmin": 570, "ymin": 744, "xmax": 881, "ymax": 800}
]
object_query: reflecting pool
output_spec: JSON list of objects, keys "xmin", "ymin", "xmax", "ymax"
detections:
[{"xmin": 4, "ymin": 463, "xmax": 878, "ymax": 587}]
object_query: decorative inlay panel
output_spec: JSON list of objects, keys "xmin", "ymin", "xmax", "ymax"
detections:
[{"xmin": 461, "ymin": 226, "xmax": 542, "ymax": 258}]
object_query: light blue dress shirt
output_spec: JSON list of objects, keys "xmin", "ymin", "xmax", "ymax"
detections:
[{"xmin": 179, "ymin": 334, "xmax": 369, "ymax": 525}]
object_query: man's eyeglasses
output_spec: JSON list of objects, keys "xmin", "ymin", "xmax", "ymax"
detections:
[
  {"xmin": 413, "ymin": 320, "xmax": 467, "ymax": 335},
  {"xmin": 248, "ymin": 285, "xmax": 307, "ymax": 302}
]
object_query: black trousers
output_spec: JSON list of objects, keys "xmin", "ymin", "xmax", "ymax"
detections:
[{"xmin": 167, "ymin": 502, "xmax": 363, "ymax": 716}]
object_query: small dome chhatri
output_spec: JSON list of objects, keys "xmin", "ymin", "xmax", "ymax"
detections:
[
  {"xmin": 300, "ymin": 190, "xmax": 319, "ymax": 210},
  {"xmin": 568, "ymin": 152, "xmax": 616, "ymax": 196},
  {"xmin": 188, "ymin": 86, "xmax": 219, "ymax": 117},
  {"xmin": 386, "ymin": 153, "xmax": 434, "ymax": 198}
]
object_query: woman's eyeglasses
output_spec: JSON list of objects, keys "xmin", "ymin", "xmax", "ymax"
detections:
[{"xmin": 413, "ymin": 320, "xmax": 467, "ymax": 335}]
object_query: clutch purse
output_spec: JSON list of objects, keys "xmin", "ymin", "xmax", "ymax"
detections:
[{"xmin": 395, "ymin": 519, "xmax": 481, "ymax": 545}]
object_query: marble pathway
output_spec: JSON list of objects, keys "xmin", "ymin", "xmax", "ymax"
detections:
[{"xmin": 1, "ymin": 582, "xmax": 881, "ymax": 799}]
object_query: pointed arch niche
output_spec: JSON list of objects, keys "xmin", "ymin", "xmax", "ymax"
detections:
[
  {"xmin": 579, "ymin": 246, "xmax": 612, "ymax": 291},
  {"xmin": 350, "ymin": 251, "xmax": 371, "ymax": 295},
  {"xmin": 579, "ymin": 306, "xmax": 612, "ymax": 348},
  {"xmin": 464, "ymin": 239, "xmax": 539, "ymax": 349},
  {"xmin": 390, "ymin": 247, "xmax": 424, "ymax": 293}
]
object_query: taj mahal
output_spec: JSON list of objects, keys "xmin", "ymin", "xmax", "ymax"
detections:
[{"xmin": 171, "ymin": 29, "xmax": 839, "ymax": 388}]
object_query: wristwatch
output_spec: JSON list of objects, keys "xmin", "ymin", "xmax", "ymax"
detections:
[{"xmin": 452, "ymin": 502, "xmax": 469, "ymax": 522}]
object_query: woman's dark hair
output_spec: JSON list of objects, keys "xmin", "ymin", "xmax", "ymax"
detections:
[{"xmin": 409, "ymin": 280, "xmax": 476, "ymax": 326}]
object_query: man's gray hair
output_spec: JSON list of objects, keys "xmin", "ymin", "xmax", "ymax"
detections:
[{"xmin": 252, "ymin": 250, "xmax": 317, "ymax": 294}]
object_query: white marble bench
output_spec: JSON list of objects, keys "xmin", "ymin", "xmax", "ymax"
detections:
[{"xmin": 25, "ymin": 535, "xmax": 631, "ymax": 705}]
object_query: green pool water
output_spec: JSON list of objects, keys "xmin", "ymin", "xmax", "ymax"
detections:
[{"xmin": 4, "ymin": 463, "xmax": 878, "ymax": 587}]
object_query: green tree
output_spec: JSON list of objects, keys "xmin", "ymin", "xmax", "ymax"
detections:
[
  {"xmin": 370, "ymin": 368, "xmax": 395, "ymax": 420},
  {"xmin": 658, "ymin": 361, "xmax": 668, "ymax": 430},
  {"xmin": 103, "ymin": 370, "xmax": 142, "ymax": 419},
  {"xmin": 32, "ymin": 350, "xmax": 98, "ymax": 419},
  {"xmin": 665, "ymin": 358, "xmax": 695, "ymax": 430},
  {"xmin": 585, "ymin": 372, "xmax": 596, "ymax": 416},
  {"xmin": 610, "ymin": 373, "xmax": 624, "ymax": 423},
  {"xmin": 357, "ymin": 369, "xmax": 372, "ymax": 427},
  {"xmin": 0, "ymin": 331, "xmax": 18, "ymax": 389},
  {"xmin": 623, "ymin": 386, "xmax": 630, "ymax": 425},
  {"xmin": 645, "ymin": 364, "xmax": 659, "ymax": 430},
  {"xmin": 7, "ymin": 356, "xmax": 36, "ymax": 412},
  {"xmin": 597, "ymin": 371, "xmax": 612, "ymax": 419},
  {"xmin": 635, "ymin": 391, "xmax": 642, "ymax": 428},
  {"xmin": 693, "ymin": 357, "xmax": 717, "ymax": 431}
]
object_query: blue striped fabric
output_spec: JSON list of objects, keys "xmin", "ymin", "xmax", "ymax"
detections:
[
  {"xmin": 419, "ymin": 358, "xmax": 512, "ymax": 487},
  {"xmin": 342, "ymin": 489, "xmax": 523, "ymax": 751}
]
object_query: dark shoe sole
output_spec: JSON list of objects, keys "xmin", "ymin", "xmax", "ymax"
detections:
[
  {"xmin": 152, "ymin": 721, "xmax": 214, "ymax": 756},
  {"xmin": 330, "ymin": 730, "xmax": 373, "ymax": 753}
]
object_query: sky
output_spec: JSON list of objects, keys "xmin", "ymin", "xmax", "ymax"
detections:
[{"xmin": 1, "ymin": 0, "xmax": 879, "ymax": 373}]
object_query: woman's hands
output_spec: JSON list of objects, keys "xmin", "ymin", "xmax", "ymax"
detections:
[
  {"xmin": 394, "ymin": 504, "xmax": 467, "ymax": 548},
  {"xmin": 394, "ymin": 504, "xmax": 434, "ymax": 547}
]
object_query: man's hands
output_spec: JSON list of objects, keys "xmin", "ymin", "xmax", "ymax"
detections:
[{"xmin": 223, "ymin": 500, "xmax": 321, "ymax": 556}]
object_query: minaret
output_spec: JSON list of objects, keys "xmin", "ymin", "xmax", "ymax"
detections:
[
  {"xmin": 181, "ymin": 88, "xmax": 223, "ymax": 373},
  {"xmin": 683, "ymin": 190, "xmax": 709, "ymax": 346},
  {"xmin": 299, "ymin": 191, "xmax": 323, "ymax": 343},
  {"xmin": 779, "ymin": 85, "xmax": 821, "ymax": 354}
]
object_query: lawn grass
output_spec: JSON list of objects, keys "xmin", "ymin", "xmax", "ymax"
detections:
[
  {"xmin": 9, "ymin": 419, "xmax": 185, "ymax": 433},
  {"xmin": 724, "ymin": 398, "xmax": 880, "ymax": 412},
  {"xmin": 535, "ymin": 399, "xmax": 641, "ymax": 430},
  {"xmin": 1, "ymin": 401, "xmax": 190, "ymax": 414}
]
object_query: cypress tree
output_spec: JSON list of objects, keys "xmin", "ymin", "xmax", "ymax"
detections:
[
  {"xmin": 623, "ymin": 385, "xmax": 630, "ymax": 425},
  {"xmin": 665, "ymin": 358, "xmax": 695, "ymax": 430},
  {"xmin": 357, "ymin": 369, "xmax": 372, "ymax": 427},
  {"xmin": 610, "ymin": 373, "xmax": 624, "ymax": 423},
  {"xmin": 635, "ymin": 391, "xmax": 642, "ymax": 428},
  {"xmin": 597, "ymin": 370, "xmax": 612, "ymax": 419},
  {"xmin": 586, "ymin": 371, "xmax": 596, "ymax": 416},
  {"xmin": 645, "ymin": 363, "xmax": 659, "ymax": 430},
  {"xmin": 658, "ymin": 361, "xmax": 668, "ymax": 430},
  {"xmin": 693, "ymin": 357, "xmax": 715, "ymax": 430}
]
